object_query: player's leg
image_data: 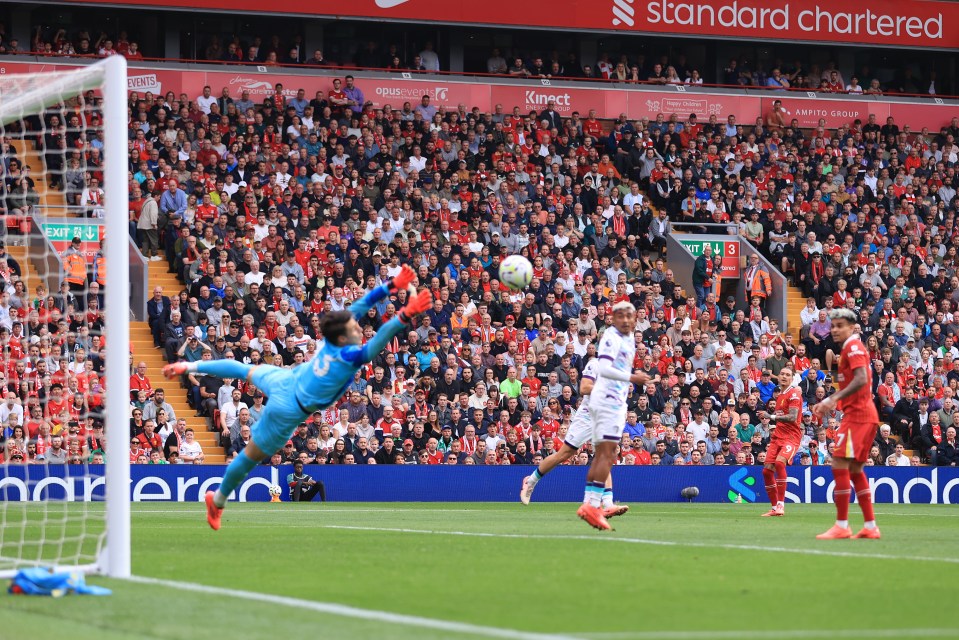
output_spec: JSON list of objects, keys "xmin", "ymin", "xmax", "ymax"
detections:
[
  {"xmin": 521, "ymin": 444, "xmax": 577, "ymax": 504},
  {"xmin": 524, "ymin": 406, "xmax": 592, "ymax": 504},
  {"xmin": 816, "ymin": 453, "xmax": 853, "ymax": 539},
  {"xmin": 774, "ymin": 456, "xmax": 789, "ymax": 510},
  {"xmin": 579, "ymin": 440, "xmax": 617, "ymax": 530},
  {"xmin": 849, "ymin": 426, "xmax": 880, "ymax": 538},
  {"xmin": 762, "ymin": 441, "xmax": 791, "ymax": 516},
  {"xmin": 762, "ymin": 461, "xmax": 779, "ymax": 509},
  {"xmin": 577, "ymin": 403, "xmax": 625, "ymax": 529},
  {"xmin": 762, "ymin": 441, "xmax": 780, "ymax": 509},
  {"xmin": 300, "ymin": 481, "xmax": 326, "ymax": 502},
  {"xmin": 207, "ymin": 368, "xmax": 297, "ymax": 528},
  {"xmin": 584, "ymin": 441, "xmax": 617, "ymax": 503},
  {"xmin": 163, "ymin": 358, "xmax": 256, "ymax": 381},
  {"xmin": 205, "ymin": 440, "xmax": 268, "ymax": 530},
  {"xmin": 601, "ymin": 473, "xmax": 629, "ymax": 519}
]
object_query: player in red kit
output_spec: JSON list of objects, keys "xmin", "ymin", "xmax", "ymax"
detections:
[
  {"xmin": 758, "ymin": 366, "xmax": 802, "ymax": 517},
  {"xmin": 812, "ymin": 308, "xmax": 881, "ymax": 540}
]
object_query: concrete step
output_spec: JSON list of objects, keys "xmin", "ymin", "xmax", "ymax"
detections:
[
  {"xmin": 9, "ymin": 140, "xmax": 66, "ymax": 211},
  {"xmin": 140, "ymin": 258, "xmax": 230, "ymax": 464}
]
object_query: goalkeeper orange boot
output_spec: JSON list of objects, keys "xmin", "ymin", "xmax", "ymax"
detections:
[{"xmin": 205, "ymin": 491, "xmax": 223, "ymax": 531}]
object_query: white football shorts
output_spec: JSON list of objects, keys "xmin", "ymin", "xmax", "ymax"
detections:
[{"xmin": 588, "ymin": 394, "xmax": 627, "ymax": 444}]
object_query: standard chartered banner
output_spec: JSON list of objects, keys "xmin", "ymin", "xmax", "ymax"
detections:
[{"xmin": 1, "ymin": 466, "xmax": 957, "ymax": 504}]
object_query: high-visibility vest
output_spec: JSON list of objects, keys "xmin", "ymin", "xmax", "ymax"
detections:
[
  {"xmin": 745, "ymin": 266, "xmax": 772, "ymax": 301},
  {"xmin": 64, "ymin": 253, "xmax": 87, "ymax": 286},
  {"xmin": 95, "ymin": 255, "xmax": 107, "ymax": 286}
]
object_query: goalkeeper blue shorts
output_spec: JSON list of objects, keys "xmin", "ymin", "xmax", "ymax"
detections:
[{"xmin": 249, "ymin": 366, "xmax": 311, "ymax": 456}]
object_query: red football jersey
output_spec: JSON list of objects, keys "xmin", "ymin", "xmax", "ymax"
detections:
[
  {"xmin": 837, "ymin": 336, "xmax": 879, "ymax": 421},
  {"xmin": 774, "ymin": 386, "xmax": 804, "ymax": 441}
]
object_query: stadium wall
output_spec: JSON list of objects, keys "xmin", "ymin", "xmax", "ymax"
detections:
[
  {"xmin": 2, "ymin": 466, "xmax": 958, "ymax": 504},
  {"xmin": 2, "ymin": 59, "xmax": 959, "ymax": 130}
]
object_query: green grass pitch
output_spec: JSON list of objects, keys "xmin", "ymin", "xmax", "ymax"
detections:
[{"xmin": 1, "ymin": 502, "xmax": 955, "ymax": 640}]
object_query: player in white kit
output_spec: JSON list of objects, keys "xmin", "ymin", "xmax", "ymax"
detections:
[
  {"xmin": 579, "ymin": 301, "xmax": 649, "ymax": 530},
  {"xmin": 519, "ymin": 358, "xmax": 629, "ymax": 519}
]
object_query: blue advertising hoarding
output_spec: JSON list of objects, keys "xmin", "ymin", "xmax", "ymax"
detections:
[{"xmin": 1, "ymin": 465, "xmax": 958, "ymax": 503}]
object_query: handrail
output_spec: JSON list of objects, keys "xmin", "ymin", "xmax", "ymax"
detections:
[
  {"xmin": 670, "ymin": 221, "xmax": 741, "ymax": 236},
  {"xmin": 5, "ymin": 52, "xmax": 959, "ymax": 104},
  {"xmin": 33, "ymin": 204, "xmax": 87, "ymax": 213}
]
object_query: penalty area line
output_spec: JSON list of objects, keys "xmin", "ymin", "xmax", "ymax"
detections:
[
  {"xmin": 125, "ymin": 575, "xmax": 577, "ymax": 640},
  {"xmin": 321, "ymin": 525, "xmax": 959, "ymax": 565}
]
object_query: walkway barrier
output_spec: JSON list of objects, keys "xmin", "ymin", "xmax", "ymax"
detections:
[
  {"xmin": 668, "ymin": 223, "xmax": 788, "ymax": 330},
  {"xmin": 28, "ymin": 216, "xmax": 149, "ymax": 321}
]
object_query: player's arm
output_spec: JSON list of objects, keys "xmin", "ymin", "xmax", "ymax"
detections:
[
  {"xmin": 595, "ymin": 335, "xmax": 648, "ymax": 386},
  {"xmin": 595, "ymin": 358, "xmax": 649, "ymax": 386},
  {"xmin": 829, "ymin": 366, "xmax": 868, "ymax": 402},
  {"xmin": 763, "ymin": 405, "xmax": 799, "ymax": 428},
  {"xmin": 578, "ymin": 376, "xmax": 594, "ymax": 396},
  {"xmin": 813, "ymin": 366, "xmax": 867, "ymax": 417},
  {"xmin": 771, "ymin": 391, "xmax": 801, "ymax": 425},
  {"xmin": 342, "ymin": 289, "xmax": 433, "ymax": 366},
  {"xmin": 348, "ymin": 265, "xmax": 418, "ymax": 319}
]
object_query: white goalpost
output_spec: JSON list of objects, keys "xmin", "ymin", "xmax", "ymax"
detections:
[{"xmin": 0, "ymin": 56, "xmax": 129, "ymax": 578}]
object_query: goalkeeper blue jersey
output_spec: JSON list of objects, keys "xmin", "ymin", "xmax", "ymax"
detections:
[{"xmin": 286, "ymin": 283, "xmax": 405, "ymax": 413}]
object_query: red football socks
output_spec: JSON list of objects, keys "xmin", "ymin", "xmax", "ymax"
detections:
[
  {"xmin": 850, "ymin": 471, "xmax": 875, "ymax": 523},
  {"xmin": 774, "ymin": 461, "xmax": 788, "ymax": 504},
  {"xmin": 762, "ymin": 467, "xmax": 777, "ymax": 507},
  {"xmin": 833, "ymin": 468, "xmax": 851, "ymax": 521}
]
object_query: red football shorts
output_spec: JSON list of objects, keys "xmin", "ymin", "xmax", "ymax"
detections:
[
  {"xmin": 834, "ymin": 421, "xmax": 876, "ymax": 463},
  {"xmin": 766, "ymin": 436, "xmax": 801, "ymax": 464}
]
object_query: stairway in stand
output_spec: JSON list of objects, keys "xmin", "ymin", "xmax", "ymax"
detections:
[
  {"xmin": 11, "ymin": 138, "xmax": 224, "ymax": 462},
  {"xmin": 785, "ymin": 285, "xmax": 806, "ymax": 344},
  {"xmin": 10, "ymin": 139, "xmax": 67, "ymax": 213},
  {"xmin": 129, "ymin": 261, "xmax": 225, "ymax": 463},
  {"xmin": 6, "ymin": 245, "xmax": 42, "ymax": 300}
]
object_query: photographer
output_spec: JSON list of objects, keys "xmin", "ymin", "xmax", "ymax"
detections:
[{"xmin": 286, "ymin": 460, "xmax": 326, "ymax": 502}]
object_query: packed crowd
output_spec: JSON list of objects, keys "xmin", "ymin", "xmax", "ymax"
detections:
[
  {"xmin": 2, "ymin": 61, "xmax": 959, "ymax": 470},
  {"xmin": 2, "ymin": 23, "xmax": 946, "ymax": 96},
  {"xmin": 0, "ymin": 236, "xmax": 109, "ymax": 465},
  {"xmin": 119, "ymin": 69, "xmax": 959, "ymax": 469}
]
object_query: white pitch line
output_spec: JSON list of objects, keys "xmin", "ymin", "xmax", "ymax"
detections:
[
  {"xmin": 874, "ymin": 511, "xmax": 959, "ymax": 518},
  {"xmin": 322, "ymin": 525, "xmax": 959, "ymax": 564},
  {"xmin": 129, "ymin": 507, "xmax": 524, "ymax": 514},
  {"xmin": 576, "ymin": 629, "xmax": 957, "ymax": 639},
  {"xmin": 125, "ymin": 575, "xmax": 578, "ymax": 640}
]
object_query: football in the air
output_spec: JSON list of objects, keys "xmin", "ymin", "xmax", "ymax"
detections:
[
  {"xmin": 268, "ymin": 484, "xmax": 282, "ymax": 496},
  {"xmin": 499, "ymin": 255, "xmax": 533, "ymax": 291}
]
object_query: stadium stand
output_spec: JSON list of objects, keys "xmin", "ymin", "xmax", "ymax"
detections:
[{"xmin": 2, "ymin": 37, "xmax": 958, "ymax": 469}]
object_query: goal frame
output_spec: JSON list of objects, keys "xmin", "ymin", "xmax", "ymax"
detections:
[
  {"xmin": 102, "ymin": 54, "xmax": 131, "ymax": 579},
  {"xmin": 0, "ymin": 55, "xmax": 130, "ymax": 579}
]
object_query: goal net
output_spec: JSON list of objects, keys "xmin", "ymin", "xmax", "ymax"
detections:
[{"xmin": 0, "ymin": 57, "xmax": 130, "ymax": 578}]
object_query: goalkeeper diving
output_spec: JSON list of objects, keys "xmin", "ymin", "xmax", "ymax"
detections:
[{"xmin": 163, "ymin": 266, "xmax": 431, "ymax": 530}]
